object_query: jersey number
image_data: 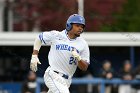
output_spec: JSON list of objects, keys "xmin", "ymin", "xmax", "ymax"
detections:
[{"xmin": 69, "ymin": 57, "xmax": 76, "ymax": 65}]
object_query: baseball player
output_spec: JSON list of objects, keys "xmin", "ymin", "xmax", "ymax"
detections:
[{"xmin": 30, "ymin": 14, "xmax": 90, "ymax": 93}]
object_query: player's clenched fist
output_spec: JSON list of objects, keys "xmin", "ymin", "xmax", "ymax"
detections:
[
  {"xmin": 71, "ymin": 49, "xmax": 82, "ymax": 61},
  {"xmin": 30, "ymin": 55, "xmax": 41, "ymax": 72}
]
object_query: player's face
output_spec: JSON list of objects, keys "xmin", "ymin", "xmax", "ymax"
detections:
[{"xmin": 71, "ymin": 24, "xmax": 84, "ymax": 37}]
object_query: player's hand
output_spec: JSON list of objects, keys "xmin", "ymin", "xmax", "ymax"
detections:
[
  {"xmin": 71, "ymin": 48, "xmax": 81, "ymax": 61},
  {"xmin": 30, "ymin": 55, "xmax": 41, "ymax": 72}
]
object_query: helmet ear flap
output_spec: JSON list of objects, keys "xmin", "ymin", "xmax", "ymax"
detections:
[{"xmin": 66, "ymin": 23, "xmax": 72, "ymax": 31}]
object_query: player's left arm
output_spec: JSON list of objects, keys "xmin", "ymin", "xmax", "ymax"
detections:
[
  {"xmin": 72, "ymin": 43, "xmax": 90, "ymax": 71},
  {"xmin": 77, "ymin": 59, "xmax": 89, "ymax": 71}
]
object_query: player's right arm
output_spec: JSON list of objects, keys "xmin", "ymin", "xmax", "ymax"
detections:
[
  {"xmin": 30, "ymin": 36, "xmax": 42, "ymax": 72},
  {"xmin": 30, "ymin": 31, "xmax": 59, "ymax": 72}
]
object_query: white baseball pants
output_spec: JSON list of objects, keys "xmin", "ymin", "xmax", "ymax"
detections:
[{"xmin": 44, "ymin": 67, "xmax": 71, "ymax": 93}]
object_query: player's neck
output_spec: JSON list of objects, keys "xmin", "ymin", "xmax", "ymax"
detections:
[{"xmin": 67, "ymin": 31, "xmax": 76, "ymax": 39}]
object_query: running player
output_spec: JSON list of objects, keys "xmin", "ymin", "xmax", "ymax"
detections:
[{"xmin": 30, "ymin": 14, "xmax": 90, "ymax": 93}]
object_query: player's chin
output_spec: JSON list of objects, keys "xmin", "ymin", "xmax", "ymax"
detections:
[
  {"xmin": 75, "ymin": 32, "xmax": 81, "ymax": 37},
  {"xmin": 75, "ymin": 34, "xmax": 80, "ymax": 37}
]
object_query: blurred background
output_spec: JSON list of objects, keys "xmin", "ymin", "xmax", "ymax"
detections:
[{"xmin": 0, "ymin": 0, "xmax": 140, "ymax": 93}]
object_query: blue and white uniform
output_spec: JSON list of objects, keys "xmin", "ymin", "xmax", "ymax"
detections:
[{"xmin": 39, "ymin": 30, "xmax": 90, "ymax": 93}]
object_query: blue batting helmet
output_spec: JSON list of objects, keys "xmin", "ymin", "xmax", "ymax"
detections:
[{"xmin": 66, "ymin": 14, "xmax": 85, "ymax": 31}]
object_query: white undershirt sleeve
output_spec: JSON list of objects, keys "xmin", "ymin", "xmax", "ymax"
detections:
[{"xmin": 33, "ymin": 36, "xmax": 42, "ymax": 51}]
